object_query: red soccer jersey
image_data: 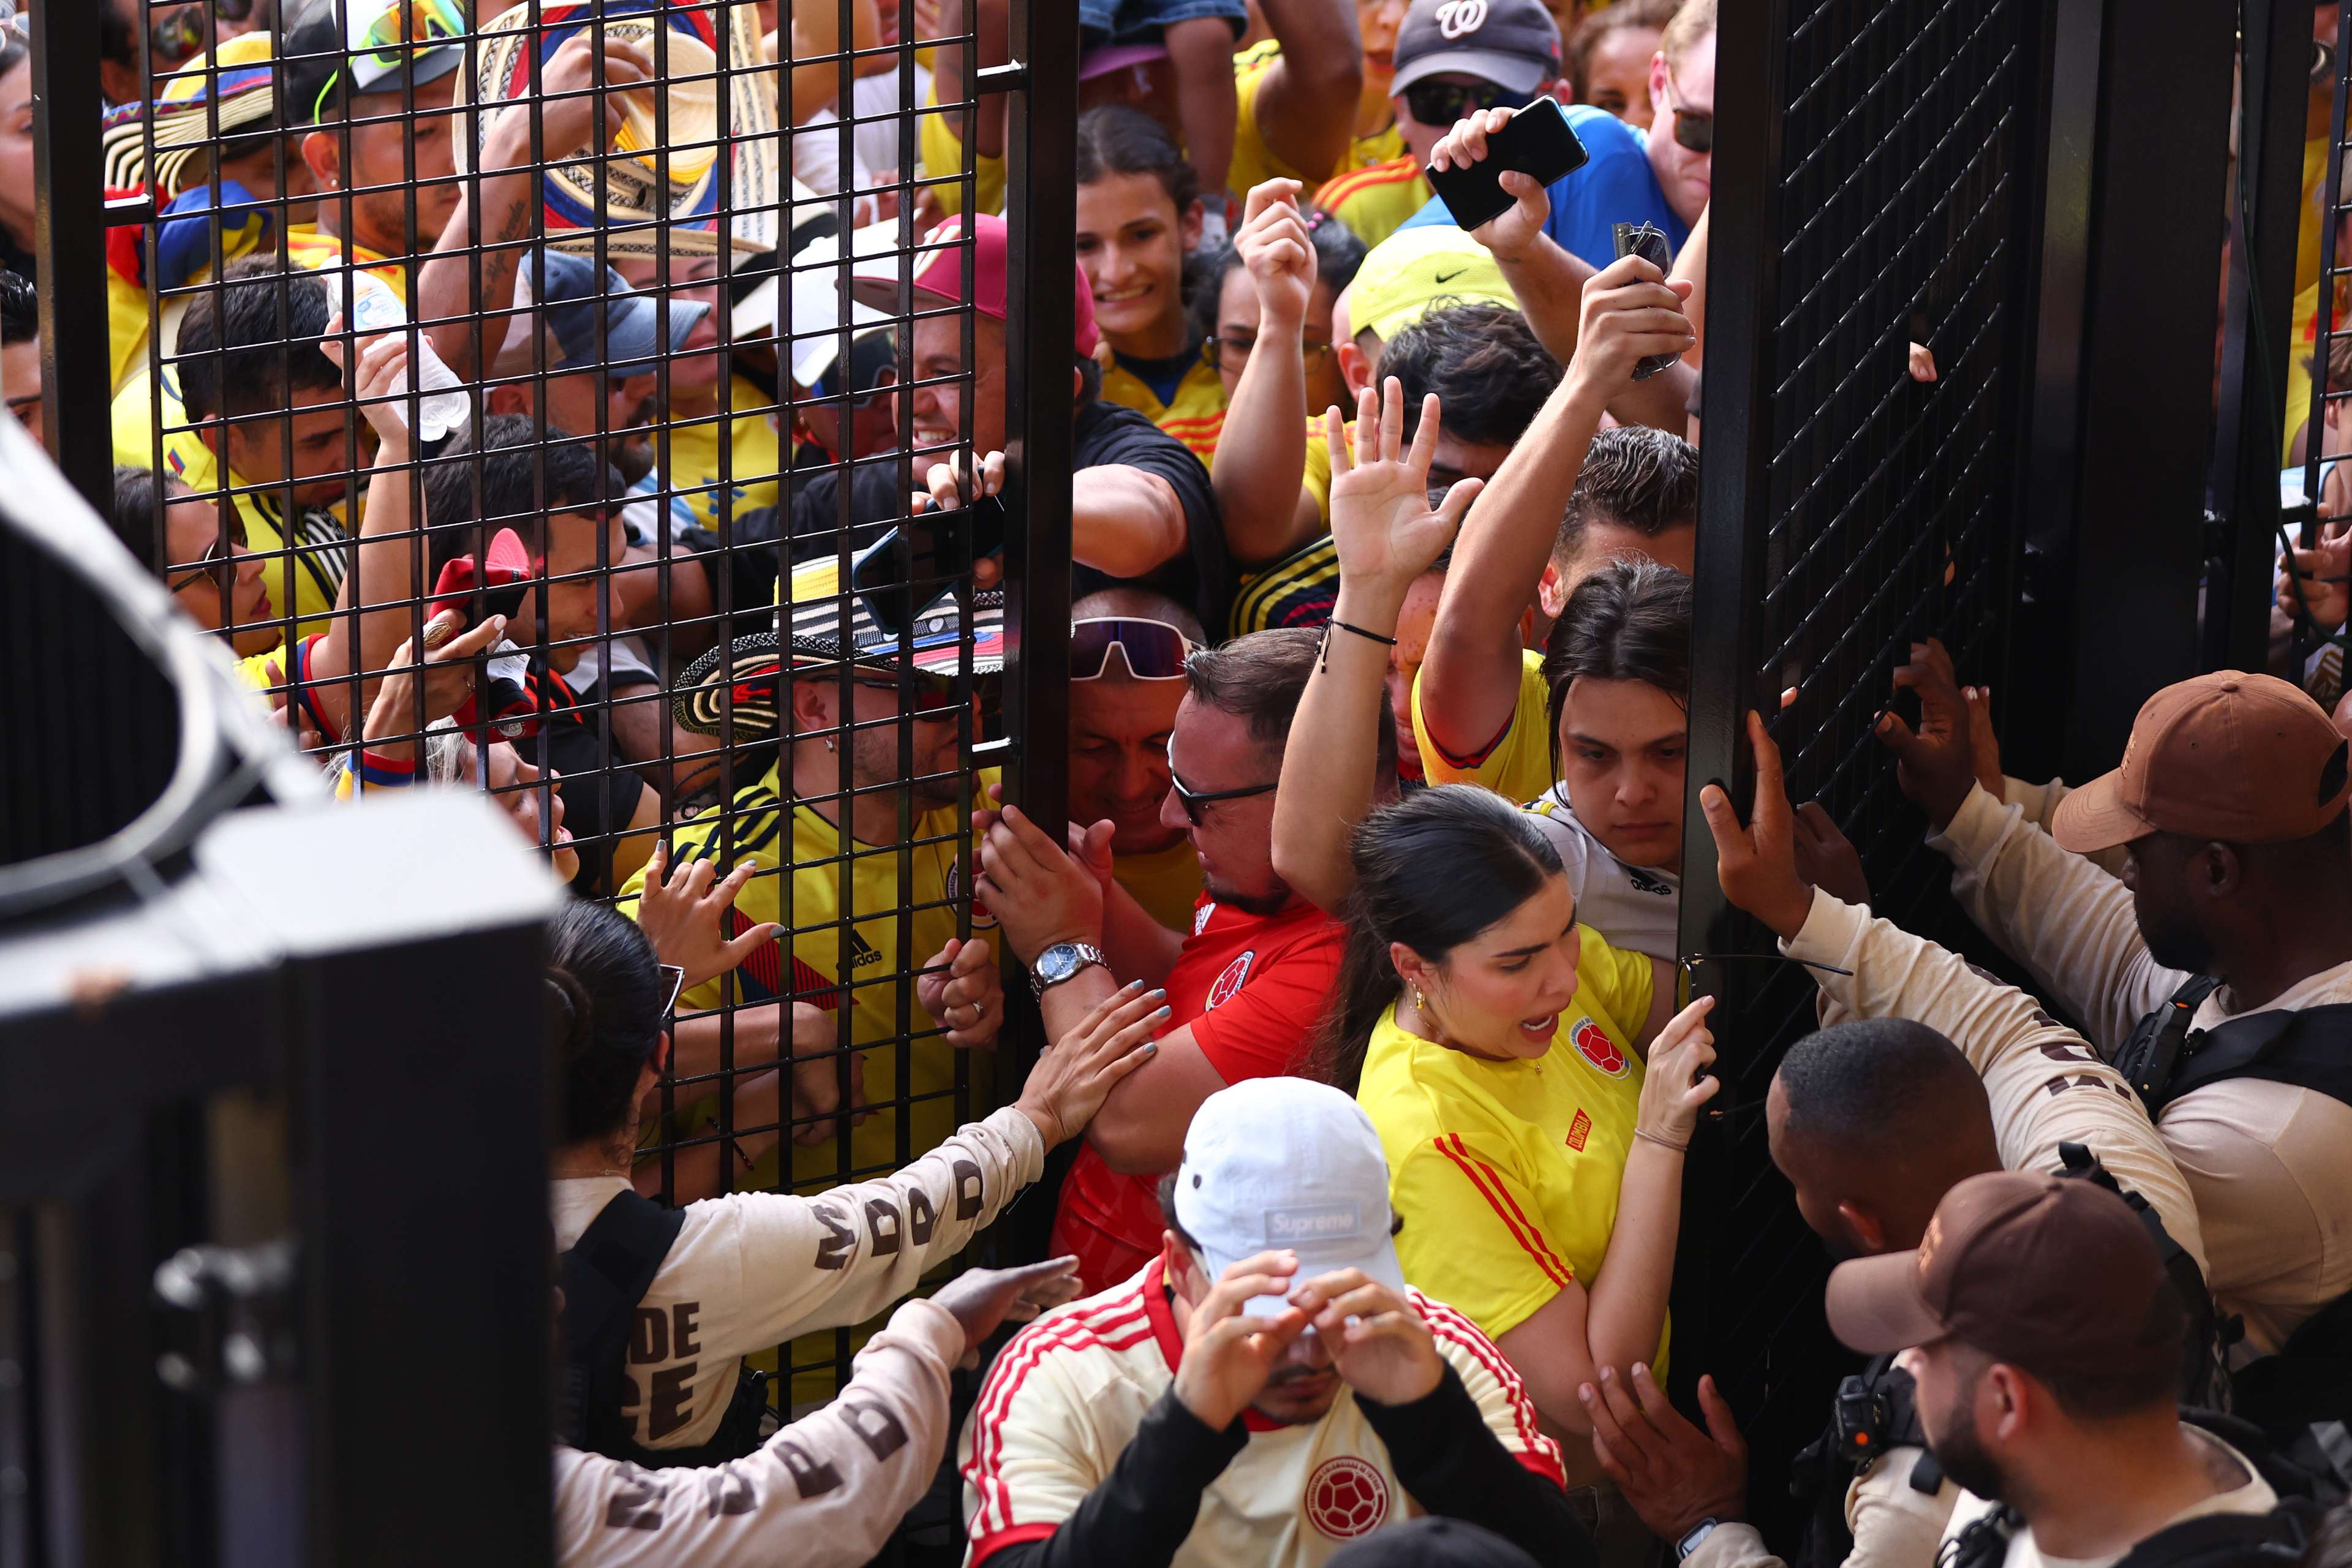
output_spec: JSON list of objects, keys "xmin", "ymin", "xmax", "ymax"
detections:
[{"xmin": 1052, "ymin": 895, "xmax": 1348, "ymax": 1292}]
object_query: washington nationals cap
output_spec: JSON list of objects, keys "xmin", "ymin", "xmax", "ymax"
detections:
[
  {"xmin": 1174, "ymin": 1078, "xmax": 1408, "ymax": 1318},
  {"xmin": 1825, "ymin": 1171, "xmax": 2188, "ymax": 1391},
  {"xmin": 1391, "ymin": 0, "xmax": 1564, "ymax": 97},
  {"xmin": 2049, "ymin": 672, "xmax": 2352, "ymax": 853}
]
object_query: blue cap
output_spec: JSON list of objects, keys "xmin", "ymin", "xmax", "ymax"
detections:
[{"xmin": 522, "ymin": 251, "xmax": 709, "ymax": 379}]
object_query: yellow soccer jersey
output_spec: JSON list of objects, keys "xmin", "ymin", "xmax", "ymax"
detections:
[
  {"xmin": 661, "ymin": 375, "xmax": 785, "ymax": 532},
  {"xmin": 112, "ymin": 364, "xmax": 352, "ymax": 639},
  {"xmin": 960, "ymin": 1257, "xmax": 1566, "ymax": 1567},
  {"xmin": 918, "ymin": 83, "xmax": 1008, "ymax": 217},
  {"xmin": 1411, "ymin": 647, "xmax": 1552, "ymax": 805},
  {"xmin": 1101, "ymin": 352, "xmax": 1228, "ymax": 434},
  {"xmin": 1110, "ymin": 837, "xmax": 1205, "ymax": 933},
  {"xmin": 283, "ymin": 228, "xmax": 407, "ymax": 299},
  {"xmin": 1356, "ymin": 925, "xmax": 1661, "ymax": 1348},
  {"xmin": 1231, "ymin": 40, "xmax": 1404, "ymax": 198},
  {"xmin": 1315, "ymin": 156, "xmax": 1433, "ymax": 252}
]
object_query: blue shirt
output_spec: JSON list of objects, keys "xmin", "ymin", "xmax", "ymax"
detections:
[{"xmin": 1398, "ymin": 105, "xmax": 1689, "ymax": 270}]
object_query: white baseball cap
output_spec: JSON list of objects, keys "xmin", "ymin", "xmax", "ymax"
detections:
[{"xmin": 1172, "ymin": 1079, "xmax": 1409, "ymax": 1318}]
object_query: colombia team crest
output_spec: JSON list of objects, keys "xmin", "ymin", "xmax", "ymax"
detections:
[
  {"xmin": 1571, "ymin": 1017, "xmax": 1629, "ymax": 1077},
  {"xmin": 1305, "ymin": 1455, "xmax": 1390, "ymax": 1539},
  {"xmin": 1205, "ymin": 950, "xmax": 1255, "ymax": 1009}
]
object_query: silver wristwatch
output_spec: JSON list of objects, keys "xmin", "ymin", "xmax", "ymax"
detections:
[
  {"xmin": 1028, "ymin": 941, "xmax": 1107, "ymax": 997},
  {"xmin": 1677, "ymin": 1520, "xmax": 1722, "ymax": 1561}
]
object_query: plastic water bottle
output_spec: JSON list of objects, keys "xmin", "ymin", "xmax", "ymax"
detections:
[{"xmin": 341, "ymin": 268, "xmax": 471, "ymax": 445}]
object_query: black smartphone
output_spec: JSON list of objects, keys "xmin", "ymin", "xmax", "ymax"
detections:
[
  {"xmin": 1425, "ymin": 97, "xmax": 1590, "ymax": 232},
  {"xmin": 849, "ymin": 493, "xmax": 1009, "ymax": 638},
  {"xmin": 1613, "ymin": 221, "xmax": 1683, "ymax": 382}
]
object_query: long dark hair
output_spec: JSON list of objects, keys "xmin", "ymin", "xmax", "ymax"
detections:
[
  {"xmin": 546, "ymin": 901, "xmax": 666, "ymax": 1147},
  {"xmin": 1186, "ymin": 208, "xmax": 1370, "ymax": 345},
  {"xmin": 1308, "ymin": 786, "xmax": 1566, "ymax": 1093},
  {"xmin": 1542, "ymin": 559, "xmax": 1693, "ymax": 744},
  {"xmin": 1075, "ymin": 104, "xmax": 1200, "ymax": 217}
]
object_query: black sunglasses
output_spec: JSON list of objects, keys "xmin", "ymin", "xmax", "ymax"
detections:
[
  {"xmin": 658, "ymin": 963, "xmax": 686, "ymax": 1017},
  {"xmin": 1167, "ymin": 766, "xmax": 1278, "ymax": 826},
  {"xmin": 1403, "ymin": 80, "xmax": 1533, "ymax": 130},
  {"xmin": 1663, "ymin": 72, "xmax": 1713, "ymax": 153}
]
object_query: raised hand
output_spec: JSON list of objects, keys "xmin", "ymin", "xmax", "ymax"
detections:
[
  {"xmin": 358, "ymin": 609, "xmax": 508, "ymax": 747},
  {"xmin": 1581, "ymin": 1365, "xmax": 1749, "ymax": 1542},
  {"xmin": 930, "ymin": 1256, "xmax": 1085, "ymax": 1366},
  {"xmin": 1173, "ymin": 1252, "xmax": 1310, "ymax": 1430},
  {"xmin": 316, "ymin": 317, "xmax": 417, "ymax": 456},
  {"xmin": 974, "ymin": 803, "xmax": 1106, "ymax": 963},
  {"xmin": 633, "ymin": 839, "xmax": 777, "ymax": 992},
  {"xmin": 1632, "ymin": 995, "xmax": 1719, "ymax": 1147},
  {"xmin": 1696, "ymin": 710, "xmax": 1816, "ymax": 939},
  {"xmin": 1427, "ymin": 107, "xmax": 1551, "ymax": 262},
  {"xmin": 1288, "ymin": 1268, "xmax": 1442, "ymax": 1408},
  {"xmin": 1791, "ymin": 801, "xmax": 1871, "ymax": 910},
  {"xmin": 488, "ymin": 34, "xmax": 657, "ymax": 166},
  {"xmin": 1015, "ymin": 981, "xmax": 1166, "ymax": 1146},
  {"xmin": 2277, "ymin": 528, "xmax": 2352, "ymax": 631},
  {"xmin": 1324, "ymin": 376, "xmax": 1483, "ymax": 603},
  {"xmin": 915, "ymin": 935, "xmax": 1004, "ymax": 1049},
  {"xmin": 1235, "ymin": 178, "xmax": 1315, "ymax": 328},
  {"xmin": 1875, "ymin": 638, "xmax": 1980, "ymax": 829},
  {"xmin": 1567, "ymin": 253, "xmax": 1696, "ymax": 397}
]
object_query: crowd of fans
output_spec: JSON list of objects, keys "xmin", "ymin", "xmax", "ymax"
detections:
[{"xmin": 9, "ymin": 0, "xmax": 2352, "ymax": 1561}]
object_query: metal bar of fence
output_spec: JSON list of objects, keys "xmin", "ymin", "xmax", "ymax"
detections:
[
  {"xmin": 2208, "ymin": 0, "xmax": 2318, "ymax": 674},
  {"xmin": 28, "ymin": 0, "xmax": 119, "ymax": 532}
]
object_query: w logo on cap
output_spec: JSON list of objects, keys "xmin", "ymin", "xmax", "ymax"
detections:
[{"xmin": 1436, "ymin": 0, "xmax": 1488, "ymax": 37}]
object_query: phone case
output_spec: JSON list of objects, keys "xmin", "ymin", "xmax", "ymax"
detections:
[
  {"xmin": 1425, "ymin": 99, "xmax": 1591, "ymax": 232},
  {"xmin": 1613, "ymin": 222, "xmax": 1683, "ymax": 382}
]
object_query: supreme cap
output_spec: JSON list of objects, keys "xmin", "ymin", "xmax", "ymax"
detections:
[
  {"xmin": 1391, "ymin": 0, "xmax": 1564, "ymax": 97},
  {"xmin": 1173, "ymin": 1078, "xmax": 1408, "ymax": 1317},
  {"xmin": 1826, "ymin": 1171, "xmax": 2188, "ymax": 1387},
  {"xmin": 2049, "ymin": 671, "xmax": 2351, "ymax": 853}
]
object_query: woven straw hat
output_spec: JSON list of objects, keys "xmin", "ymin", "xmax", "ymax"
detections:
[
  {"xmin": 100, "ymin": 33, "xmax": 287, "ymax": 196},
  {"xmin": 453, "ymin": 0, "xmax": 777, "ymax": 257}
]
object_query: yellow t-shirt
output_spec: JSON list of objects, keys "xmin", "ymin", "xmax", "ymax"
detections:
[
  {"xmin": 661, "ymin": 375, "xmax": 785, "ymax": 532},
  {"xmin": 1110, "ymin": 837, "xmax": 1205, "ymax": 933},
  {"xmin": 1356, "ymin": 924, "xmax": 1662, "ymax": 1349},
  {"xmin": 1411, "ymin": 647, "xmax": 1553, "ymax": 805},
  {"xmin": 1315, "ymin": 155, "xmax": 1434, "ymax": 252},
  {"xmin": 1100, "ymin": 352, "xmax": 1229, "ymax": 435},
  {"xmin": 1229, "ymin": 39, "xmax": 1404, "ymax": 197},
  {"xmin": 916, "ymin": 81, "xmax": 1008, "ymax": 217},
  {"xmin": 112, "ymin": 364, "xmax": 352, "ymax": 639}
]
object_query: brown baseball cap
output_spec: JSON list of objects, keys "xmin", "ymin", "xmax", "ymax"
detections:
[
  {"xmin": 2049, "ymin": 672, "xmax": 2350, "ymax": 854},
  {"xmin": 1825, "ymin": 1172, "xmax": 2188, "ymax": 1385}
]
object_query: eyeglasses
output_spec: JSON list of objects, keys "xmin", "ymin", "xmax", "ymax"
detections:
[
  {"xmin": 1072, "ymin": 617, "xmax": 1193, "ymax": 681},
  {"xmin": 1201, "ymin": 335, "xmax": 1338, "ymax": 376},
  {"xmin": 167, "ymin": 515, "xmax": 249, "ymax": 595},
  {"xmin": 1403, "ymin": 80, "xmax": 1533, "ymax": 130},
  {"xmin": 310, "ymin": 0, "xmax": 468, "ymax": 120},
  {"xmin": 1663, "ymin": 71, "xmax": 1713, "ymax": 153},
  {"xmin": 851, "ymin": 674, "xmax": 962, "ymax": 715},
  {"xmin": 1167, "ymin": 764, "xmax": 1278, "ymax": 825},
  {"xmin": 148, "ymin": 4, "xmax": 211, "ymax": 65},
  {"xmin": 657, "ymin": 963, "xmax": 685, "ymax": 1018}
]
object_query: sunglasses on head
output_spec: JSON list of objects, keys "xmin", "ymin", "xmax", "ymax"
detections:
[
  {"xmin": 311, "ymin": 0, "xmax": 467, "ymax": 119},
  {"xmin": 1403, "ymin": 80, "xmax": 1533, "ymax": 130},
  {"xmin": 1072, "ymin": 617, "xmax": 1192, "ymax": 682},
  {"xmin": 167, "ymin": 514, "xmax": 249, "ymax": 595},
  {"xmin": 1167, "ymin": 764, "xmax": 1277, "ymax": 826}
]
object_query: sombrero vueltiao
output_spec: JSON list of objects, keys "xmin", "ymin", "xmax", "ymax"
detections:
[
  {"xmin": 454, "ymin": 0, "xmax": 777, "ymax": 258},
  {"xmin": 673, "ymin": 556, "xmax": 1006, "ymax": 741},
  {"xmin": 100, "ymin": 33, "xmax": 286, "ymax": 197}
]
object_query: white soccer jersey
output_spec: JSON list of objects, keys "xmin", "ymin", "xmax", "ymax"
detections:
[
  {"xmin": 1521, "ymin": 785, "xmax": 1681, "ymax": 961},
  {"xmin": 957, "ymin": 1259, "xmax": 1565, "ymax": 1568}
]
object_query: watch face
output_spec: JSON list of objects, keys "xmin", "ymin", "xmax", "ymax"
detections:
[{"xmin": 1038, "ymin": 946, "xmax": 1076, "ymax": 983}]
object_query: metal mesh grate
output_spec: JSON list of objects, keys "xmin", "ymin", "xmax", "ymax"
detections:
[
  {"xmin": 1682, "ymin": 0, "xmax": 2043, "ymax": 1540},
  {"xmin": 75, "ymin": 0, "xmax": 1061, "ymax": 1464}
]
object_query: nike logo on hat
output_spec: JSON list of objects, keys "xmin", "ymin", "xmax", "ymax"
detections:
[{"xmin": 1433, "ymin": 268, "xmax": 1465, "ymax": 283}]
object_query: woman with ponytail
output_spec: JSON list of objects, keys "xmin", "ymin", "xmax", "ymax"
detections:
[
  {"xmin": 1272, "ymin": 380, "xmax": 1717, "ymax": 1494},
  {"xmin": 545, "ymin": 899, "xmax": 1163, "ymax": 1481}
]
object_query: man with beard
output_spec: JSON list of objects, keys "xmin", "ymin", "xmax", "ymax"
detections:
[
  {"xmin": 1067, "ymin": 588, "xmax": 1210, "ymax": 932},
  {"xmin": 976, "ymin": 628, "xmax": 1386, "ymax": 1292},
  {"xmin": 1691, "ymin": 709, "xmax": 2211, "ymax": 1568},
  {"xmin": 1877, "ymin": 660, "xmax": 2352, "ymax": 1368},
  {"xmin": 958, "ymin": 1077, "xmax": 1586, "ymax": 1568},
  {"xmin": 1577, "ymin": 1174, "xmax": 2299, "ymax": 1568}
]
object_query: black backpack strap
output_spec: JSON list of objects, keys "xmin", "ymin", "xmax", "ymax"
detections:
[
  {"xmin": 1936, "ymin": 1504, "xmax": 2022, "ymax": 1568},
  {"xmin": 2228, "ymin": 1289, "xmax": 2352, "ymax": 1442},
  {"xmin": 558, "ymin": 1189, "xmax": 688, "ymax": 1453},
  {"xmin": 2114, "ymin": 976, "xmax": 2227, "ymax": 1114},
  {"xmin": 1791, "ymin": 1355, "xmax": 1928, "ymax": 1568},
  {"xmin": 2159, "ymin": 1003, "xmax": 2352, "ymax": 1116},
  {"xmin": 2056, "ymin": 1144, "xmax": 2231, "ymax": 1408},
  {"xmin": 2106, "ymin": 1502, "xmax": 2321, "ymax": 1568}
]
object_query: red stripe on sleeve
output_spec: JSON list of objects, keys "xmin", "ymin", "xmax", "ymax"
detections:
[{"xmin": 1433, "ymin": 1136, "xmax": 1574, "ymax": 1287}]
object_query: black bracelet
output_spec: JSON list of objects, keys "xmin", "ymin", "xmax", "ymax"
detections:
[{"xmin": 1319, "ymin": 616, "xmax": 1399, "ymax": 671}]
